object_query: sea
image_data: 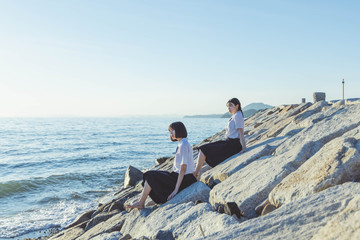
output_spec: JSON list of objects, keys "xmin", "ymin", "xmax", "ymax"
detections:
[{"xmin": 0, "ymin": 117, "xmax": 228, "ymax": 239}]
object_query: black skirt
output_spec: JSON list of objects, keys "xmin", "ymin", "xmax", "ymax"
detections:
[
  {"xmin": 142, "ymin": 171, "xmax": 197, "ymax": 204},
  {"xmin": 198, "ymin": 138, "xmax": 242, "ymax": 168}
]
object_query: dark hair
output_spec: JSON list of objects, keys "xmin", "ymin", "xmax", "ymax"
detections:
[
  {"xmin": 227, "ymin": 98, "xmax": 244, "ymax": 116},
  {"xmin": 169, "ymin": 121, "xmax": 188, "ymax": 141}
]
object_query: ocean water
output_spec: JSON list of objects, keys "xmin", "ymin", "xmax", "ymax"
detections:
[{"xmin": 0, "ymin": 117, "xmax": 227, "ymax": 239}]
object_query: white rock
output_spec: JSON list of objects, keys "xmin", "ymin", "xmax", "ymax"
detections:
[
  {"xmin": 200, "ymin": 139, "xmax": 283, "ymax": 186},
  {"xmin": 275, "ymin": 103, "xmax": 360, "ymax": 156},
  {"xmin": 119, "ymin": 206, "xmax": 154, "ymax": 236},
  {"xmin": 269, "ymin": 126, "xmax": 360, "ymax": 207},
  {"xmin": 311, "ymin": 195, "xmax": 360, "ymax": 240},
  {"xmin": 163, "ymin": 181, "xmax": 211, "ymax": 206},
  {"xmin": 246, "ymin": 103, "xmax": 313, "ymax": 146},
  {"xmin": 121, "ymin": 203, "xmax": 194, "ymax": 237},
  {"xmin": 121, "ymin": 182, "xmax": 210, "ymax": 237},
  {"xmin": 209, "ymin": 140, "xmax": 317, "ymax": 218},
  {"xmin": 122, "ymin": 202, "xmax": 239, "ymax": 239},
  {"xmin": 202, "ymin": 182, "xmax": 360, "ymax": 240},
  {"xmin": 124, "ymin": 181, "xmax": 210, "ymax": 210},
  {"xmin": 164, "ymin": 203, "xmax": 240, "ymax": 240}
]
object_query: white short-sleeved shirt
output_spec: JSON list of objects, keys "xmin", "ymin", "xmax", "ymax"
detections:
[
  {"xmin": 173, "ymin": 138, "xmax": 195, "ymax": 174},
  {"xmin": 225, "ymin": 111, "xmax": 244, "ymax": 139}
]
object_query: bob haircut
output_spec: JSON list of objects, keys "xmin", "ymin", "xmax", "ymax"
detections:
[{"xmin": 169, "ymin": 121, "xmax": 188, "ymax": 140}]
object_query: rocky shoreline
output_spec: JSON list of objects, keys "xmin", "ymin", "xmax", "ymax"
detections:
[{"xmin": 42, "ymin": 99, "xmax": 360, "ymax": 240}]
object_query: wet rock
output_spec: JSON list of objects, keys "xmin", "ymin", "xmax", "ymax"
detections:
[
  {"xmin": 65, "ymin": 210, "xmax": 95, "ymax": 229},
  {"xmin": 85, "ymin": 210, "xmax": 121, "ymax": 231},
  {"xmin": 90, "ymin": 231, "xmax": 123, "ymax": 240},
  {"xmin": 77, "ymin": 212, "xmax": 127, "ymax": 240},
  {"xmin": 48, "ymin": 226, "xmax": 84, "ymax": 240},
  {"xmin": 156, "ymin": 157, "xmax": 169, "ymax": 165}
]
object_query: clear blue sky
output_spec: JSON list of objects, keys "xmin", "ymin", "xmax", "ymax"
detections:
[{"xmin": 0, "ymin": 0, "xmax": 359, "ymax": 117}]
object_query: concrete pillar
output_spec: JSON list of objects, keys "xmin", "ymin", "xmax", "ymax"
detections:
[{"xmin": 313, "ymin": 92, "xmax": 326, "ymax": 103}]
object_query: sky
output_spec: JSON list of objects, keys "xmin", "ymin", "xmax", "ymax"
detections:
[{"xmin": 0, "ymin": 0, "xmax": 359, "ymax": 117}]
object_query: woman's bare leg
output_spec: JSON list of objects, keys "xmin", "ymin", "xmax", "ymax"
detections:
[
  {"xmin": 194, "ymin": 150, "xmax": 206, "ymax": 178},
  {"xmin": 126, "ymin": 181, "xmax": 152, "ymax": 209}
]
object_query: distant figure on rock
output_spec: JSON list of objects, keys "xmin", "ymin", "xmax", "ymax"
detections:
[
  {"xmin": 126, "ymin": 122, "xmax": 197, "ymax": 209},
  {"xmin": 194, "ymin": 98, "xmax": 247, "ymax": 178}
]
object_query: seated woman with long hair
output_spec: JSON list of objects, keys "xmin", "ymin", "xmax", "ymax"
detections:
[{"xmin": 193, "ymin": 98, "xmax": 247, "ymax": 178}]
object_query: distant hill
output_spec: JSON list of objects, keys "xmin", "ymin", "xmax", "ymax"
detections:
[
  {"xmin": 221, "ymin": 108, "xmax": 263, "ymax": 119},
  {"xmin": 184, "ymin": 102, "xmax": 273, "ymax": 119},
  {"xmin": 183, "ymin": 114, "xmax": 224, "ymax": 118},
  {"xmin": 243, "ymin": 102, "xmax": 273, "ymax": 111}
]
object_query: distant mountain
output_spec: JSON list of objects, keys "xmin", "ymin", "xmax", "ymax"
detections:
[
  {"xmin": 184, "ymin": 102, "xmax": 274, "ymax": 119},
  {"xmin": 184, "ymin": 114, "xmax": 224, "ymax": 118},
  {"xmin": 221, "ymin": 108, "xmax": 263, "ymax": 119},
  {"xmin": 243, "ymin": 102, "xmax": 273, "ymax": 111}
]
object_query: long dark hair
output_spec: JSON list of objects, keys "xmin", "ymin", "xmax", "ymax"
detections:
[{"xmin": 227, "ymin": 98, "xmax": 244, "ymax": 116}]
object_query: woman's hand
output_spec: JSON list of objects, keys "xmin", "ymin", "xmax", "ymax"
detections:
[{"xmin": 167, "ymin": 189, "xmax": 179, "ymax": 201}]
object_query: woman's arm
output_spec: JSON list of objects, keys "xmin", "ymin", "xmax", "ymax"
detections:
[
  {"xmin": 238, "ymin": 128, "xmax": 247, "ymax": 153},
  {"xmin": 167, "ymin": 164, "xmax": 187, "ymax": 200}
]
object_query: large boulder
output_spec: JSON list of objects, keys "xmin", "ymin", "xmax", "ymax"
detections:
[
  {"xmin": 208, "ymin": 103, "xmax": 360, "ymax": 218},
  {"xmin": 124, "ymin": 166, "xmax": 143, "ymax": 188},
  {"xmin": 203, "ymin": 182, "xmax": 360, "ymax": 239},
  {"xmin": 85, "ymin": 210, "xmax": 121, "ymax": 231},
  {"xmin": 209, "ymin": 141, "xmax": 317, "ymax": 218},
  {"xmin": 163, "ymin": 181, "xmax": 211, "ymax": 206},
  {"xmin": 124, "ymin": 179, "xmax": 211, "ymax": 208},
  {"xmin": 76, "ymin": 212, "xmax": 127, "ymax": 240},
  {"xmin": 48, "ymin": 227, "xmax": 84, "ymax": 240},
  {"xmin": 275, "ymin": 103, "xmax": 360, "ymax": 156},
  {"xmin": 269, "ymin": 126, "xmax": 360, "ymax": 207},
  {"xmin": 121, "ymin": 202, "xmax": 239, "ymax": 239},
  {"xmin": 200, "ymin": 140, "xmax": 281, "ymax": 186},
  {"xmin": 65, "ymin": 210, "xmax": 95, "ymax": 229}
]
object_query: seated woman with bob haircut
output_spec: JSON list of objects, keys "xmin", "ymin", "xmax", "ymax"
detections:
[{"xmin": 126, "ymin": 121, "xmax": 197, "ymax": 209}]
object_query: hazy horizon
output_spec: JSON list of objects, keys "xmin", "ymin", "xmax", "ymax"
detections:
[{"xmin": 1, "ymin": 1, "xmax": 359, "ymax": 117}]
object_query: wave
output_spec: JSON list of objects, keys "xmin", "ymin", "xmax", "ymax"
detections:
[
  {"xmin": 0, "ymin": 182, "xmax": 41, "ymax": 198},
  {"xmin": 7, "ymin": 154, "xmax": 118, "ymax": 170},
  {"xmin": 0, "ymin": 170, "xmax": 123, "ymax": 198},
  {"xmin": 0, "ymin": 199, "xmax": 96, "ymax": 238}
]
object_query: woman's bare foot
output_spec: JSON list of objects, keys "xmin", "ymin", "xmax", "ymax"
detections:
[{"xmin": 125, "ymin": 201, "xmax": 145, "ymax": 209}]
